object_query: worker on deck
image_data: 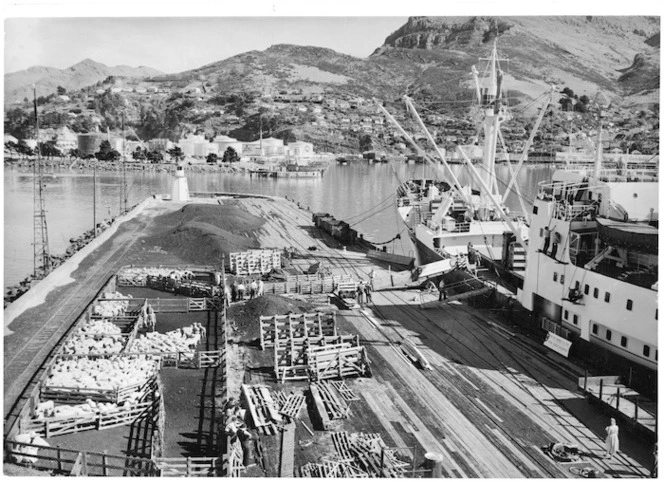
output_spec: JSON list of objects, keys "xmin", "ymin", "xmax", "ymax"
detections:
[{"xmin": 438, "ymin": 279, "xmax": 447, "ymax": 301}]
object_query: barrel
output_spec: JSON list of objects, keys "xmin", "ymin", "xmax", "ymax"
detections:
[{"xmin": 424, "ymin": 452, "xmax": 444, "ymax": 478}]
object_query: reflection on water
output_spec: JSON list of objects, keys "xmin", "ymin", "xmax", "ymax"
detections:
[{"xmin": 3, "ymin": 162, "xmax": 554, "ymax": 287}]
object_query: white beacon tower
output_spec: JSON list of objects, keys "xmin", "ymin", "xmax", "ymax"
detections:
[{"xmin": 171, "ymin": 162, "xmax": 190, "ymax": 201}]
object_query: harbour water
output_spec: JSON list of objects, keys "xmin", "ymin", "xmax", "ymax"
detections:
[{"xmin": 3, "ymin": 162, "xmax": 554, "ymax": 287}]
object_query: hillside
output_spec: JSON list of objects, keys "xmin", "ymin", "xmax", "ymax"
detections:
[
  {"xmin": 5, "ymin": 59, "xmax": 163, "ymax": 104},
  {"xmin": 4, "ymin": 16, "xmax": 659, "ymax": 156},
  {"xmin": 375, "ymin": 16, "xmax": 660, "ymax": 104}
]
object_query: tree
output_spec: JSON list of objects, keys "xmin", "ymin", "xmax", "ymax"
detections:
[
  {"xmin": 167, "ymin": 146, "xmax": 185, "ymax": 162},
  {"xmin": 147, "ymin": 150, "xmax": 164, "ymax": 163},
  {"xmin": 68, "ymin": 148, "xmax": 80, "ymax": 159},
  {"xmin": 95, "ymin": 140, "xmax": 120, "ymax": 161},
  {"xmin": 559, "ymin": 97, "xmax": 574, "ymax": 112},
  {"xmin": 39, "ymin": 141, "xmax": 62, "ymax": 159},
  {"xmin": 561, "ymin": 87, "xmax": 575, "ymax": 98},
  {"xmin": 579, "ymin": 95, "xmax": 590, "ymax": 105},
  {"xmin": 57, "ymin": 86, "xmax": 67, "ymax": 96},
  {"xmin": 222, "ymin": 146, "xmax": 240, "ymax": 163},
  {"xmin": 359, "ymin": 134, "xmax": 374, "ymax": 152},
  {"xmin": 132, "ymin": 146, "xmax": 148, "ymax": 161},
  {"xmin": 16, "ymin": 139, "xmax": 34, "ymax": 158},
  {"xmin": 206, "ymin": 152, "xmax": 219, "ymax": 164}
]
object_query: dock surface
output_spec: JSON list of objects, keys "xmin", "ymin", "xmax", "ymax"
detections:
[{"xmin": 4, "ymin": 194, "xmax": 654, "ymax": 477}]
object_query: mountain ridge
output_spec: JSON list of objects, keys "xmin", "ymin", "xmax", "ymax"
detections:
[{"xmin": 5, "ymin": 60, "xmax": 164, "ymax": 103}]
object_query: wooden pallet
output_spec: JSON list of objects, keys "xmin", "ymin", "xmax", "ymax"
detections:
[{"xmin": 278, "ymin": 394, "xmax": 306, "ymax": 420}]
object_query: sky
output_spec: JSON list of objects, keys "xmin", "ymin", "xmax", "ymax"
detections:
[
  {"xmin": 5, "ymin": 1, "xmax": 661, "ymax": 75},
  {"xmin": 4, "ymin": 16, "xmax": 408, "ymax": 74}
]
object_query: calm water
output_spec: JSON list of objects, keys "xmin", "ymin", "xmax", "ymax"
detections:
[{"xmin": 3, "ymin": 162, "xmax": 554, "ymax": 287}]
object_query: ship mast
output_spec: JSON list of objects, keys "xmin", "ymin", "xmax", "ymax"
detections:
[
  {"xmin": 32, "ymin": 84, "xmax": 51, "ymax": 278},
  {"xmin": 476, "ymin": 41, "xmax": 507, "ymax": 203}
]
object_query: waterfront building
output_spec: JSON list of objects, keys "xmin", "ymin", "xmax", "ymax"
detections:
[
  {"xmin": 77, "ymin": 133, "xmax": 105, "ymax": 157},
  {"xmin": 148, "ymin": 138, "xmax": 173, "ymax": 152},
  {"xmin": 242, "ymin": 137, "xmax": 287, "ymax": 162},
  {"xmin": 212, "ymin": 135, "xmax": 244, "ymax": 157},
  {"xmin": 177, "ymin": 134, "xmax": 215, "ymax": 157},
  {"xmin": 53, "ymin": 127, "xmax": 78, "ymax": 152},
  {"xmin": 286, "ymin": 141, "xmax": 315, "ymax": 164}
]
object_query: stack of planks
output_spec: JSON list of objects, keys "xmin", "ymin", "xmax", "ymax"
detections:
[
  {"xmin": 241, "ymin": 384, "xmax": 283, "ymax": 435},
  {"xmin": 309, "ymin": 381, "xmax": 358, "ymax": 429},
  {"xmin": 331, "ymin": 432, "xmax": 408, "ymax": 478},
  {"xmin": 299, "ymin": 461, "xmax": 368, "ymax": 478}
]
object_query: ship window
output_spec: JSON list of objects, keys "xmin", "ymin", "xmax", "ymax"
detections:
[
  {"xmin": 575, "ymin": 281, "xmax": 580, "ymax": 289},
  {"xmin": 584, "ymin": 284, "xmax": 590, "ymax": 295},
  {"xmin": 564, "ymin": 310, "xmax": 569, "ymax": 320},
  {"xmin": 539, "ymin": 228, "xmax": 543, "ymax": 237},
  {"xmin": 553, "ymin": 273, "xmax": 558, "ymax": 282},
  {"xmin": 593, "ymin": 288, "xmax": 599, "ymax": 298},
  {"xmin": 573, "ymin": 314, "xmax": 578, "ymax": 325},
  {"xmin": 626, "ymin": 299, "xmax": 633, "ymax": 311},
  {"xmin": 592, "ymin": 324, "xmax": 598, "ymax": 335},
  {"xmin": 533, "ymin": 205, "xmax": 539, "ymax": 215},
  {"xmin": 604, "ymin": 292, "xmax": 611, "ymax": 303},
  {"xmin": 656, "ymin": 309, "xmax": 658, "ymax": 320},
  {"xmin": 560, "ymin": 274, "xmax": 565, "ymax": 285},
  {"xmin": 620, "ymin": 336, "xmax": 627, "ymax": 348},
  {"xmin": 643, "ymin": 345, "xmax": 650, "ymax": 357},
  {"xmin": 606, "ymin": 330, "xmax": 612, "ymax": 341}
]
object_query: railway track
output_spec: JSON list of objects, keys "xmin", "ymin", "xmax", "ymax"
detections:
[{"xmin": 366, "ymin": 289, "xmax": 649, "ymax": 477}]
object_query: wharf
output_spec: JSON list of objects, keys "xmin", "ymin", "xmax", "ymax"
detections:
[{"xmin": 3, "ymin": 193, "xmax": 654, "ymax": 477}]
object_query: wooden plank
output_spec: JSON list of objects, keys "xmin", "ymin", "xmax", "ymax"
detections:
[{"xmin": 279, "ymin": 422, "xmax": 295, "ymax": 477}]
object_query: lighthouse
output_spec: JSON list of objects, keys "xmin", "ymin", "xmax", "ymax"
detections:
[{"xmin": 171, "ymin": 162, "xmax": 190, "ymax": 201}]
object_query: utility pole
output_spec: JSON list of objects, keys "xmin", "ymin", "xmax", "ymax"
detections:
[
  {"xmin": 32, "ymin": 84, "xmax": 51, "ymax": 278},
  {"xmin": 122, "ymin": 112, "xmax": 128, "ymax": 213},
  {"xmin": 93, "ymin": 165, "xmax": 97, "ymax": 238}
]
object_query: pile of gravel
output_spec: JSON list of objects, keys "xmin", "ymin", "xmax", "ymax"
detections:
[{"xmin": 147, "ymin": 203, "xmax": 266, "ymax": 264}]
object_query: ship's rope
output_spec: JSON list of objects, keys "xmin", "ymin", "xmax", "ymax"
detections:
[{"xmin": 363, "ymin": 229, "xmax": 405, "ymax": 246}]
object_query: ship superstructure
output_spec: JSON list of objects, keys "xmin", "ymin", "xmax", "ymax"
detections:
[{"xmin": 518, "ymin": 148, "xmax": 658, "ymax": 370}]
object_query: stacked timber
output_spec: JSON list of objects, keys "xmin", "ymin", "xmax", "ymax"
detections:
[
  {"xmin": 330, "ymin": 432, "xmax": 408, "ymax": 478},
  {"xmin": 308, "ymin": 381, "xmax": 359, "ymax": 430},
  {"xmin": 241, "ymin": 384, "xmax": 283, "ymax": 435}
]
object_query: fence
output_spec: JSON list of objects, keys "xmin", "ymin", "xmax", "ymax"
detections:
[
  {"xmin": 230, "ymin": 249, "xmax": 281, "ymax": 275},
  {"xmin": 5, "ymin": 442, "xmax": 158, "ymax": 476},
  {"xmin": 154, "ymin": 457, "xmax": 219, "ymax": 476},
  {"xmin": 260, "ymin": 312, "xmax": 337, "ymax": 349}
]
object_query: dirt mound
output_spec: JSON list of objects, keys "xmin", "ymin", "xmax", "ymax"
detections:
[
  {"xmin": 147, "ymin": 203, "xmax": 266, "ymax": 264},
  {"xmin": 228, "ymin": 294, "xmax": 317, "ymax": 341}
]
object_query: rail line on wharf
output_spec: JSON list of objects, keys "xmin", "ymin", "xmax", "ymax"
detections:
[{"xmin": 365, "ymin": 289, "xmax": 650, "ymax": 478}]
